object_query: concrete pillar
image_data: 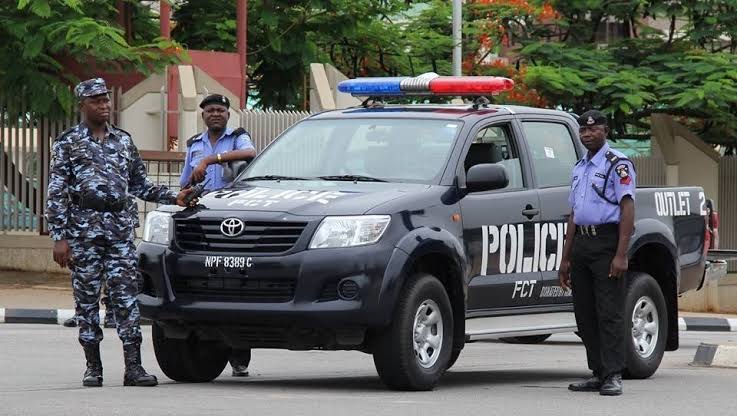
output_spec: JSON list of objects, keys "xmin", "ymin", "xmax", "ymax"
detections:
[{"xmin": 178, "ymin": 65, "xmax": 198, "ymax": 150}]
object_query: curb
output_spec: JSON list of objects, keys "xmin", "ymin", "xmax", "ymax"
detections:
[
  {"xmin": 691, "ymin": 343, "xmax": 737, "ymax": 368},
  {"xmin": 0, "ymin": 308, "xmax": 152, "ymax": 326},
  {"xmin": 678, "ymin": 317, "xmax": 737, "ymax": 332},
  {"xmin": 1, "ymin": 308, "xmax": 736, "ymax": 331}
]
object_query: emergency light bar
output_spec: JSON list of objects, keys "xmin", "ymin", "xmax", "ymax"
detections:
[{"xmin": 337, "ymin": 72, "xmax": 514, "ymax": 97}]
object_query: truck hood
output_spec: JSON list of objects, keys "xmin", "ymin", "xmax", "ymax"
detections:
[{"xmin": 190, "ymin": 181, "xmax": 431, "ymax": 216}]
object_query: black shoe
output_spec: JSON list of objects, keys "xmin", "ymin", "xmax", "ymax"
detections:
[
  {"xmin": 63, "ymin": 317, "xmax": 78, "ymax": 328},
  {"xmin": 231, "ymin": 365, "xmax": 249, "ymax": 377},
  {"xmin": 82, "ymin": 344, "xmax": 103, "ymax": 387},
  {"xmin": 123, "ymin": 344, "xmax": 158, "ymax": 387},
  {"xmin": 600, "ymin": 373, "xmax": 623, "ymax": 396},
  {"xmin": 568, "ymin": 375, "xmax": 602, "ymax": 392}
]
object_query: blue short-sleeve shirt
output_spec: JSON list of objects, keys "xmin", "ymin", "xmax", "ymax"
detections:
[
  {"xmin": 180, "ymin": 128, "xmax": 255, "ymax": 191},
  {"xmin": 568, "ymin": 142, "xmax": 636, "ymax": 226}
]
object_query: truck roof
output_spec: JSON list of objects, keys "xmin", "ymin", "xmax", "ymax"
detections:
[{"xmin": 308, "ymin": 104, "xmax": 577, "ymax": 123}]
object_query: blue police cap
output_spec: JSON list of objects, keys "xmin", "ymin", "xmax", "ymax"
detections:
[
  {"xmin": 200, "ymin": 94, "xmax": 230, "ymax": 109},
  {"xmin": 74, "ymin": 78, "xmax": 111, "ymax": 99}
]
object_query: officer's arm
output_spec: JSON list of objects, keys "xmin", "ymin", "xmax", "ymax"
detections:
[
  {"xmin": 206, "ymin": 133, "xmax": 256, "ymax": 165},
  {"xmin": 46, "ymin": 139, "xmax": 72, "ymax": 241},
  {"xmin": 180, "ymin": 147, "xmax": 193, "ymax": 188},
  {"xmin": 127, "ymin": 142, "xmax": 177, "ymax": 205},
  {"xmin": 613, "ymin": 160, "xmax": 636, "ymax": 257}
]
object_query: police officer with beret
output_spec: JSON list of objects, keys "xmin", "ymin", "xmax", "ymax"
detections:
[
  {"xmin": 558, "ymin": 110, "xmax": 636, "ymax": 396},
  {"xmin": 46, "ymin": 78, "xmax": 195, "ymax": 387},
  {"xmin": 179, "ymin": 94, "xmax": 256, "ymax": 191},
  {"xmin": 180, "ymin": 93, "xmax": 256, "ymax": 377}
]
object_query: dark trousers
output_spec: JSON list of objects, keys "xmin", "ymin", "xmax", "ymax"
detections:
[
  {"xmin": 571, "ymin": 231, "xmax": 626, "ymax": 378},
  {"xmin": 229, "ymin": 349, "xmax": 251, "ymax": 368}
]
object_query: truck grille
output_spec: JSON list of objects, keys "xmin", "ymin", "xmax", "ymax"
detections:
[
  {"xmin": 173, "ymin": 277, "xmax": 296, "ymax": 302},
  {"xmin": 174, "ymin": 218, "xmax": 308, "ymax": 254}
]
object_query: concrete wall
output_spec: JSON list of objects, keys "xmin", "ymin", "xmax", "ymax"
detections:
[
  {"xmin": 680, "ymin": 274, "xmax": 737, "ymax": 314},
  {"xmin": 0, "ymin": 234, "xmax": 66, "ymax": 274}
]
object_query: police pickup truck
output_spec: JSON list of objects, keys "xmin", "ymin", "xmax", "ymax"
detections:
[{"xmin": 137, "ymin": 74, "xmax": 728, "ymax": 391}]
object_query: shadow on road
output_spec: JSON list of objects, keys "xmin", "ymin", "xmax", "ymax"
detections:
[{"xmin": 199, "ymin": 368, "xmax": 588, "ymax": 392}]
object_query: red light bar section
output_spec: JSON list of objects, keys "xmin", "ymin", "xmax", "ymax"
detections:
[{"xmin": 428, "ymin": 77, "xmax": 514, "ymax": 94}]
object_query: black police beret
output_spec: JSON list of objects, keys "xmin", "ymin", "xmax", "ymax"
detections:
[
  {"xmin": 577, "ymin": 110, "xmax": 607, "ymax": 127},
  {"xmin": 199, "ymin": 94, "xmax": 230, "ymax": 109}
]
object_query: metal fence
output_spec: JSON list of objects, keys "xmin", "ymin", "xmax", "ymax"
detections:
[
  {"xmin": 631, "ymin": 156, "xmax": 667, "ymax": 187},
  {"xmin": 240, "ymin": 109, "xmax": 311, "ymax": 152}
]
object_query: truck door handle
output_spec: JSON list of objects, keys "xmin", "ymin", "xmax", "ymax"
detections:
[{"xmin": 522, "ymin": 205, "xmax": 539, "ymax": 219}]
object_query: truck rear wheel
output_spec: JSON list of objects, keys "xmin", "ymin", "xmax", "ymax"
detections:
[
  {"xmin": 623, "ymin": 272, "xmax": 667, "ymax": 379},
  {"xmin": 372, "ymin": 273, "xmax": 453, "ymax": 391},
  {"xmin": 152, "ymin": 322, "xmax": 230, "ymax": 383}
]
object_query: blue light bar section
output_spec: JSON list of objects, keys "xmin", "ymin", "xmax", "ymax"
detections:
[{"xmin": 337, "ymin": 77, "xmax": 408, "ymax": 96}]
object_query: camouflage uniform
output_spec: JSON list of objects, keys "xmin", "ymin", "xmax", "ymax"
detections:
[{"xmin": 46, "ymin": 78, "xmax": 176, "ymax": 386}]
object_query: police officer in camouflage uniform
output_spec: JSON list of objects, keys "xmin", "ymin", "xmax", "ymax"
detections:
[
  {"xmin": 46, "ymin": 78, "xmax": 195, "ymax": 387},
  {"xmin": 558, "ymin": 110, "xmax": 636, "ymax": 396}
]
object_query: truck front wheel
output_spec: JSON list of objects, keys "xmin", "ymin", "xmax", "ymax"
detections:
[
  {"xmin": 372, "ymin": 273, "xmax": 453, "ymax": 391},
  {"xmin": 152, "ymin": 322, "xmax": 230, "ymax": 383},
  {"xmin": 623, "ymin": 272, "xmax": 667, "ymax": 379}
]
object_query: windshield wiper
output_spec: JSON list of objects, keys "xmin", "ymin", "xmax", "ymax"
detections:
[
  {"xmin": 317, "ymin": 174, "xmax": 387, "ymax": 182},
  {"xmin": 241, "ymin": 175, "xmax": 310, "ymax": 181}
]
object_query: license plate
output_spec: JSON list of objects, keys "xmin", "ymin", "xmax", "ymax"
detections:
[{"xmin": 204, "ymin": 256, "xmax": 253, "ymax": 269}]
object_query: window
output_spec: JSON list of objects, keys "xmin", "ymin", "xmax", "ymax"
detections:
[
  {"xmin": 521, "ymin": 122, "xmax": 578, "ymax": 188},
  {"xmin": 242, "ymin": 118, "xmax": 460, "ymax": 183},
  {"xmin": 463, "ymin": 124, "xmax": 523, "ymax": 189}
]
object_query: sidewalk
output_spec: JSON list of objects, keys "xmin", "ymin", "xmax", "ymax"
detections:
[{"xmin": 1, "ymin": 270, "xmax": 737, "ymax": 330}]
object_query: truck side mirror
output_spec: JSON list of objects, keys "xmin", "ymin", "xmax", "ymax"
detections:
[{"xmin": 466, "ymin": 163, "xmax": 508, "ymax": 193}]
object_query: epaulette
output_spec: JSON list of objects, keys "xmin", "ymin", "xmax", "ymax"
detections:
[
  {"xmin": 111, "ymin": 124, "xmax": 132, "ymax": 138},
  {"xmin": 54, "ymin": 126, "xmax": 77, "ymax": 142},
  {"xmin": 232, "ymin": 127, "xmax": 248, "ymax": 137},
  {"xmin": 604, "ymin": 150, "xmax": 621, "ymax": 165},
  {"xmin": 186, "ymin": 132, "xmax": 203, "ymax": 147}
]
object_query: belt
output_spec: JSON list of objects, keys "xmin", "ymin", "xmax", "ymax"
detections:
[
  {"xmin": 70, "ymin": 194, "xmax": 126, "ymax": 213},
  {"xmin": 575, "ymin": 223, "xmax": 619, "ymax": 237}
]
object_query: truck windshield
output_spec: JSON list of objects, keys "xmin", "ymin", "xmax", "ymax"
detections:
[{"xmin": 240, "ymin": 118, "xmax": 461, "ymax": 184}]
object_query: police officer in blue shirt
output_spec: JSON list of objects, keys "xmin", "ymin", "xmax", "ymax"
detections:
[
  {"xmin": 180, "ymin": 93, "xmax": 256, "ymax": 377},
  {"xmin": 558, "ymin": 110, "xmax": 636, "ymax": 396},
  {"xmin": 180, "ymin": 94, "xmax": 256, "ymax": 190}
]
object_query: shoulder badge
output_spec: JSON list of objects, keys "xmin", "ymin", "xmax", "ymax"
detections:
[{"xmin": 615, "ymin": 163, "xmax": 632, "ymax": 185}]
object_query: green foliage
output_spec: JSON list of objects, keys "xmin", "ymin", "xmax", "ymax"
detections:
[{"xmin": 0, "ymin": 0, "xmax": 185, "ymax": 117}]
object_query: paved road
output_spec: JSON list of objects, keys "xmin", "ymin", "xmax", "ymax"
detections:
[{"xmin": 1, "ymin": 325, "xmax": 735, "ymax": 416}]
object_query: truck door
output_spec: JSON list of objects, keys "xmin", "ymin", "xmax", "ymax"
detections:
[
  {"xmin": 459, "ymin": 120, "xmax": 544, "ymax": 312},
  {"xmin": 517, "ymin": 118, "xmax": 582, "ymax": 305}
]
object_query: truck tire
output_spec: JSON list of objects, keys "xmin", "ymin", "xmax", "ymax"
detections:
[
  {"xmin": 499, "ymin": 334, "xmax": 552, "ymax": 344},
  {"xmin": 152, "ymin": 322, "xmax": 230, "ymax": 383},
  {"xmin": 372, "ymin": 273, "xmax": 453, "ymax": 391},
  {"xmin": 623, "ymin": 272, "xmax": 667, "ymax": 379}
]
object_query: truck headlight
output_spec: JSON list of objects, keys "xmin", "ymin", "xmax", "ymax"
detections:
[
  {"xmin": 309, "ymin": 215, "xmax": 391, "ymax": 249},
  {"xmin": 143, "ymin": 211, "xmax": 173, "ymax": 245}
]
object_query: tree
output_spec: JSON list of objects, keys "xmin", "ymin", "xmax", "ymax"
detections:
[{"xmin": 0, "ymin": 0, "xmax": 185, "ymax": 117}]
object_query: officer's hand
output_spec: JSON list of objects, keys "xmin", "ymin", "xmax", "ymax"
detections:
[
  {"xmin": 191, "ymin": 160, "xmax": 209, "ymax": 184},
  {"xmin": 558, "ymin": 259, "xmax": 571, "ymax": 290},
  {"xmin": 175, "ymin": 188, "xmax": 197, "ymax": 207},
  {"xmin": 609, "ymin": 254, "xmax": 628, "ymax": 279},
  {"xmin": 53, "ymin": 240, "xmax": 71, "ymax": 269}
]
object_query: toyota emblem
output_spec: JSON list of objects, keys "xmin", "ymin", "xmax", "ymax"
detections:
[{"xmin": 220, "ymin": 218, "xmax": 245, "ymax": 237}]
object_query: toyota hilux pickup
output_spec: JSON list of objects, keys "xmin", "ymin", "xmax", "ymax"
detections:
[{"xmin": 137, "ymin": 74, "xmax": 729, "ymax": 391}]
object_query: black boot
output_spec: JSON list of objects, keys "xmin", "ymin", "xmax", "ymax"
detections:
[
  {"xmin": 63, "ymin": 317, "xmax": 78, "ymax": 327},
  {"xmin": 599, "ymin": 373, "xmax": 623, "ymax": 396},
  {"xmin": 123, "ymin": 344, "xmax": 158, "ymax": 387},
  {"xmin": 82, "ymin": 344, "xmax": 103, "ymax": 387},
  {"xmin": 568, "ymin": 374, "xmax": 602, "ymax": 392}
]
